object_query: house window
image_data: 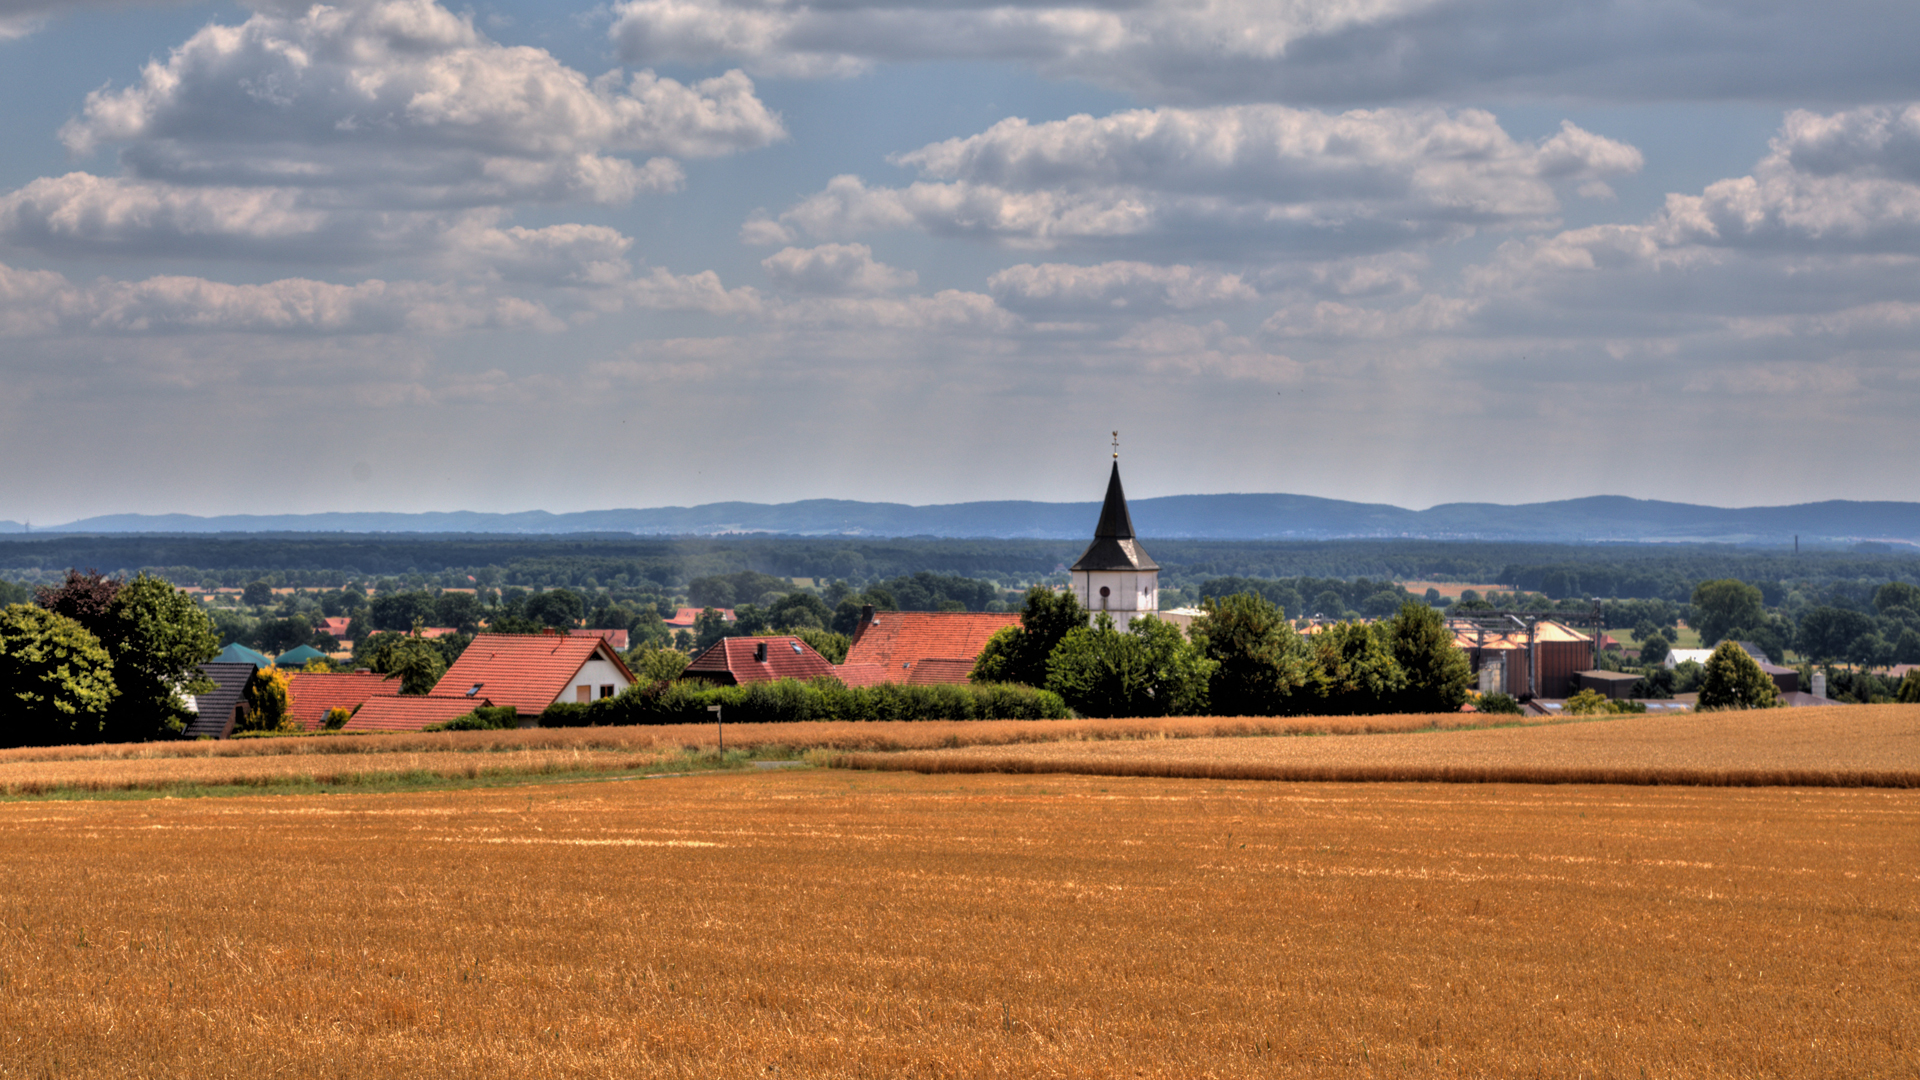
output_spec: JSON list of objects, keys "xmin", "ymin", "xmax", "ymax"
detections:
[
  {"xmin": 576, "ymin": 685, "xmax": 591, "ymax": 703},
  {"xmin": 599, "ymin": 685, "xmax": 615, "ymax": 699}
]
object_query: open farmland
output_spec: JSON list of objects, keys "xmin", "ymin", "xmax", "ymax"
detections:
[
  {"xmin": 845, "ymin": 704, "xmax": 1920, "ymax": 787},
  {"xmin": 0, "ymin": 772, "xmax": 1914, "ymax": 1077},
  {"xmin": 0, "ymin": 714, "xmax": 1515, "ymax": 798}
]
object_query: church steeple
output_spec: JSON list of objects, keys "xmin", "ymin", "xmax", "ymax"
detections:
[{"xmin": 1070, "ymin": 459, "xmax": 1157, "ymax": 573}]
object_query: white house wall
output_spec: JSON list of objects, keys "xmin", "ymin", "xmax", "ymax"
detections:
[
  {"xmin": 550, "ymin": 653, "xmax": 635, "ymax": 706},
  {"xmin": 1073, "ymin": 570, "xmax": 1159, "ymax": 632}
]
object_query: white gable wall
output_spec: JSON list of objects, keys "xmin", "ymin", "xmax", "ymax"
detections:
[
  {"xmin": 550, "ymin": 652, "xmax": 636, "ymax": 707},
  {"xmin": 1073, "ymin": 569, "xmax": 1160, "ymax": 633}
]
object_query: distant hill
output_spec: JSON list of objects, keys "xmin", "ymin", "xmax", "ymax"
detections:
[{"xmin": 12, "ymin": 494, "xmax": 1920, "ymax": 546}]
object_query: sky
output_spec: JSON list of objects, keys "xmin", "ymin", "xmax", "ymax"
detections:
[{"xmin": 3, "ymin": 0, "xmax": 1919, "ymax": 525}]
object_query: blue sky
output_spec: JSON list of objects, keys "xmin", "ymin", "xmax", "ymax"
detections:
[{"xmin": 2, "ymin": 0, "xmax": 1917, "ymax": 525}]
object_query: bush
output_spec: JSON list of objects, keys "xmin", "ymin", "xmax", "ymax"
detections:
[
  {"xmin": 426, "ymin": 706, "xmax": 521, "ymax": 732},
  {"xmin": 537, "ymin": 677, "xmax": 1069, "ymax": 727},
  {"xmin": 323, "ymin": 705, "xmax": 352, "ymax": 731},
  {"xmin": 1477, "ymin": 692, "xmax": 1523, "ymax": 715}
]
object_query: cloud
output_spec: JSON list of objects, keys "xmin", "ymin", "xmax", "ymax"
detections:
[
  {"xmin": 0, "ymin": 0, "xmax": 780, "ymax": 264},
  {"xmin": 988, "ymin": 261, "xmax": 1255, "ymax": 314},
  {"xmin": 0, "ymin": 258, "xmax": 561, "ymax": 336},
  {"xmin": 759, "ymin": 243, "xmax": 916, "ymax": 295},
  {"xmin": 764, "ymin": 105, "xmax": 1639, "ymax": 258},
  {"xmin": 606, "ymin": 0, "xmax": 1920, "ymax": 105}
]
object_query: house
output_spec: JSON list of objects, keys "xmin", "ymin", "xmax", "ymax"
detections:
[
  {"xmin": 838, "ymin": 608, "xmax": 1019, "ymax": 687},
  {"xmin": 1666, "ymin": 642, "xmax": 1799, "ymax": 693},
  {"xmin": 283, "ymin": 670, "xmax": 399, "ymax": 731},
  {"xmin": 569, "ymin": 627, "xmax": 631, "ymax": 651},
  {"xmin": 685, "ymin": 636, "xmax": 836, "ymax": 685},
  {"xmin": 426, "ymin": 631, "xmax": 636, "ymax": 714},
  {"xmin": 665, "ymin": 607, "xmax": 735, "ymax": 629},
  {"xmin": 319, "ymin": 616, "xmax": 353, "ymax": 640},
  {"xmin": 212, "ymin": 641, "xmax": 274, "ymax": 668},
  {"xmin": 340, "ymin": 694, "xmax": 492, "ymax": 734},
  {"xmin": 1067, "ymin": 455, "xmax": 1160, "ymax": 631},
  {"xmin": 273, "ymin": 644, "xmax": 329, "ymax": 669},
  {"xmin": 182, "ymin": 662, "xmax": 260, "ymax": 739}
]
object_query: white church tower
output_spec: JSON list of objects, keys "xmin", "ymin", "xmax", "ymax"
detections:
[{"xmin": 1069, "ymin": 436, "xmax": 1159, "ymax": 631}]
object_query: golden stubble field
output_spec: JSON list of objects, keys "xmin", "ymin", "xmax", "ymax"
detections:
[{"xmin": 1, "ymin": 771, "xmax": 1915, "ymax": 1078}]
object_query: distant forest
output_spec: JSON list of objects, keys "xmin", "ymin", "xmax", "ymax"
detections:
[{"xmin": 2, "ymin": 533, "xmax": 1917, "ymax": 606}]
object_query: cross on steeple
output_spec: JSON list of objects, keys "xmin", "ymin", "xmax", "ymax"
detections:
[{"xmin": 1111, "ymin": 430, "xmax": 1119, "ymax": 460}]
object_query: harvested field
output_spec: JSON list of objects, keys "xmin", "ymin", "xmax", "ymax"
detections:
[
  {"xmin": 0, "ymin": 713, "xmax": 1516, "ymax": 796},
  {"xmin": 844, "ymin": 704, "xmax": 1920, "ymax": 788},
  {"xmin": 0, "ymin": 772, "xmax": 1913, "ymax": 1077}
]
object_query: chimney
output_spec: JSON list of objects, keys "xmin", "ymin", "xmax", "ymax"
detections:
[
  {"xmin": 754, "ymin": 641, "xmax": 768, "ymax": 663},
  {"xmin": 860, "ymin": 604, "xmax": 874, "ymax": 624}
]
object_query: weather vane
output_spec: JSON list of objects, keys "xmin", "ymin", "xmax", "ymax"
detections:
[{"xmin": 1112, "ymin": 430, "xmax": 1119, "ymax": 460}]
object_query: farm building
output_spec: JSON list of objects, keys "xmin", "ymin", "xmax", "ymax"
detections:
[
  {"xmin": 428, "ymin": 631, "xmax": 636, "ymax": 713},
  {"xmin": 685, "ymin": 636, "xmax": 836, "ymax": 685},
  {"xmin": 1450, "ymin": 618, "xmax": 1594, "ymax": 699},
  {"xmin": 838, "ymin": 607, "xmax": 1019, "ymax": 687},
  {"xmin": 182, "ymin": 662, "xmax": 262, "ymax": 739}
]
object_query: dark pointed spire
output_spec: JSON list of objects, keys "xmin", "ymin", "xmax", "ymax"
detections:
[{"xmin": 1070, "ymin": 460, "xmax": 1158, "ymax": 572}]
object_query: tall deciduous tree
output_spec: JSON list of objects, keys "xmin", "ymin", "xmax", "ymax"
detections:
[
  {"xmin": 971, "ymin": 587, "xmax": 1089, "ymax": 687},
  {"xmin": 1697, "ymin": 641, "xmax": 1782, "ymax": 709},
  {"xmin": 37, "ymin": 570, "xmax": 218, "ymax": 741},
  {"xmin": 0, "ymin": 604, "xmax": 117, "ymax": 747},
  {"xmin": 1307, "ymin": 621, "xmax": 1407, "ymax": 715},
  {"xmin": 1043, "ymin": 614, "xmax": 1214, "ymax": 718},
  {"xmin": 1381, "ymin": 601, "xmax": 1473, "ymax": 714},
  {"xmin": 360, "ymin": 631, "xmax": 447, "ymax": 695},
  {"xmin": 1189, "ymin": 592, "xmax": 1310, "ymax": 716},
  {"xmin": 1689, "ymin": 580, "xmax": 1767, "ymax": 648}
]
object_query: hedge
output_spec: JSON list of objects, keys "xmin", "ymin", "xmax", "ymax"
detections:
[{"xmin": 539, "ymin": 677, "xmax": 1069, "ymax": 727}]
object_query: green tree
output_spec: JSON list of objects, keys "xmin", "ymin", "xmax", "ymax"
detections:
[
  {"xmin": 369, "ymin": 590, "xmax": 437, "ymax": 632},
  {"xmin": 1381, "ymin": 601, "xmax": 1473, "ymax": 713},
  {"xmin": 0, "ymin": 604, "xmax": 118, "ymax": 746},
  {"xmin": 1639, "ymin": 633, "xmax": 1671, "ymax": 667},
  {"xmin": 792, "ymin": 627, "xmax": 850, "ymax": 664},
  {"xmin": 1798, "ymin": 606, "xmax": 1875, "ymax": 665},
  {"xmin": 1873, "ymin": 581, "xmax": 1920, "ymax": 618},
  {"xmin": 524, "ymin": 588, "xmax": 584, "ymax": 630},
  {"xmin": 242, "ymin": 580, "xmax": 274, "ymax": 607},
  {"xmin": 39, "ymin": 572, "xmax": 219, "ymax": 741},
  {"xmin": 434, "ymin": 591, "xmax": 486, "ymax": 634},
  {"xmin": 1190, "ymin": 592, "xmax": 1310, "ymax": 716},
  {"xmin": 971, "ymin": 587, "xmax": 1089, "ymax": 688},
  {"xmin": 1306, "ymin": 622, "xmax": 1407, "ymax": 715},
  {"xmin": 1697, "ymin": 640, "xmax": 1783, "ymax": 710},
  {"xmin": 1898, "ymin": 669, "xmax": 1920, "ymax": 705},
  {"xmin": 1690, "ymin": 580, "xmax": 1767, "ymax": 648},
  {"xmin": 360, "ymin": 631, "xmax": 447, "ymax": 695},
  {"xmin": 1044, "ymin": 614, "xmax": 1214, "ymax": 718},
  {"xmin": 626, "ymin": 647, "xmax": 692, "ymax": 684},
  {"xmin": 767, "ymin": 592, "xmax": 833, "ymax": 631},
  {"xmin": 693, "ymin": 607, "xmax": 736, "ymax": 651}
]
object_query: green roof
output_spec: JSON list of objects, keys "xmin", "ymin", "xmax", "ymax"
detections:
[
  {"xmin": 213, "ymin": 642, "xmax": 274, "ymax": 669},
  {"xmin": 274, "ymin": 644, "xmax": 328, "ymax": 667}
]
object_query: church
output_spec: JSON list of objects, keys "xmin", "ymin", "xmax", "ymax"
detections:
[{"xmin": 1067, "ymin": 439, "xmax": 1161, "ymax": 632}]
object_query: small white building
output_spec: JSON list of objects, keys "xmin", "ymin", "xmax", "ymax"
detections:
[{"xmin": 1068, "ymin": 458, "xmax": 1161, "ymax": 632}]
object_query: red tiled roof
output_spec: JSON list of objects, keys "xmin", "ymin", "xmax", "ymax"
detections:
[
  {"xmin": 842, "ymin": 611, "xmax": 1017, "ymax": 685},
  {"xmin": 428, "ymin": 633, "xmax": 635, "ymax": 713},
  {"xmin": 319, "ymin": 617, "xmax": 352, "ymax": 639},
  {"xmin": 665, "ymin": 607, "xmax": 734, "ymax": 628},
  {"xmin": 418, "ymin": 626, "xmax": 460, "ymax": 639},
  {"xmin": 685, "ymin": 636, "xmax": 836, "ymax": 684},
  {"xmin": 907, "ymin": 658, "xmax": 978, "ymax": 685},
  {"xmin": 834, "ymin": 661, "xmax": 891, "ymax": 688},
  {"xmin": 570, "ymin": 628, "xmax": 630, "ymax": 651},
  {"xmin": 342, "ymin": 695, "xmax": 489, "ymax": 733},
  {"xmin": 283, "ymin": 670, "xmax": 399, "ymax": 730}
]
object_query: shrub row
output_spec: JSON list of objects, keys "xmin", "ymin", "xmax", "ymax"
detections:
[{"xmin": 539, "ymin": 677, "xmax": 1069, "ymax": 727}]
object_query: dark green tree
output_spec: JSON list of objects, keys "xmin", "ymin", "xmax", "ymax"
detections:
[
  {"xmin": 1044, "ymin": 614, "xmax": 1214, "ymax": 718},
  {"xmin": 971, "ymin": 587, "xmax": 1089, "ymax": 687},
  {"xmin": 242, "ymin": 580, "xmax": 274, "ymax": 607},
  {"xmin": 524, "ymin": 588, "xmax": 585, "ymax": 630},
  {"xmin": 1189, "ymin": 592, "xmax": 1309, "ymax": 716},
  {"xmin": 1798, "ymin": 606, "xmax": 1875, "ymax": 665},
  {"xmin": 693, "ymin": 607, "xmax": 735, "ymax": 651},
  {"xmin": 1381, "ymin": 601, "xmax": 1472, "ymax": 713},
  {"xmin": 369, "ymin": 590, "xmax": 437, "ymax": 632},
  {"xmin": 1697, "ymin": 640, "xmax": 1782, "ymax": 709},
  {"xmin": 792, "ymin": 627, "xmax": 850, "ymax": 664},
  {"xmin": 1690, "ymin": 580, "xmax": 1767, "ymax": 647},
  {"xmin": 40, "ymin": 572, "xmax": 218, "ymax": 741},
  {"xmin": 434, "ymin": 591, "xmax": 486, "ymax": 634},
  {"xmin": 360, "ymin": 631, "xmax": 447, "ymax": 695},
  {"xmin": 0, "ymin": 604, "xmax": 117, "ymax": 746},
  {"xmin": 1306, "ymin": 621, "xmax": 1407, "ymax": 715},
  {"xmin": 1873, "ymin": 582, "xmax": 1920, "ymax": 618},
  {"xmin": 1898, "ymin": 669, "xmax": 1920, "ymax": 705},
  {"xmin": 1639, "ymin": 633, "xmax": 1672, "ymax": 667},
  {"xmin": 767, "ymin": 592, "xmax": 833, "ymax": 630}
]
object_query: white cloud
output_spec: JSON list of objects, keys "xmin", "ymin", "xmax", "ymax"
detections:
[
  {"xmin": 606, "ymin": 0, "xmax": 1920, "ymax": 105},
  {"xmin": 988, "ymin": 261, "xmax": 1255, "ymax": 313},
  {"xmin": 0, "ymin": 0, "xmax": 780, "ymax": 264},
  {"xmin": 759, "ymin": 243, "xmax": 916, "ymax": 295},
  {"xmin": 0, "ymin": 258, "xmax": 561, "ymax": 336},
  {"xmin": 765, "ymin": 106, "xmax": 1640, "ymax": 257}
]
